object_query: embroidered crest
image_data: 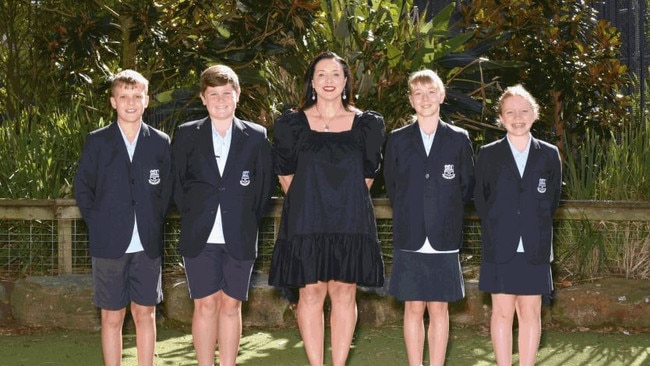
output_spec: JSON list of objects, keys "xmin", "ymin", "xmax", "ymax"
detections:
[
  {"xmin": 148, "ymin": 169, "xmax": 160, "ymax": 185},
  {"xmin": 240, "ymin": 170, "xmax": 250, "ymax": 186},
  {"xmin": 537, "ymin": 178, "xmax": 547, "ymax": 193},
  {"xmin": 442, "ymin": 164, "xmax": 455, "ymax": 180}
]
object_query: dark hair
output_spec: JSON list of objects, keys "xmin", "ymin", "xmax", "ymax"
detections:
[{"xmin": 299, "ymin": 51, "xmax": 353, "ymax": 111}]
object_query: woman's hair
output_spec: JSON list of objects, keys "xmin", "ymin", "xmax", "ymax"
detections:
[
  {"xmin": 496, "ymin": 84, "xmax": 540, "ymax": 125},
  {"xmin": 299, "ymin": 51, "xmax": 353, "ymax": 110},
  {"xmin": 200, "ymin": 65, "xmax": 241, "ymax": 95}
]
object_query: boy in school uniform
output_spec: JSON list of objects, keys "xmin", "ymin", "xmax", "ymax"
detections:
[
  {"xmin": 172, "ymin": 65, "xmax": 274, "ymax": 366},
  {"xmin": 75, "ymin": 69, "xmax": 172, "ymax": 366}
]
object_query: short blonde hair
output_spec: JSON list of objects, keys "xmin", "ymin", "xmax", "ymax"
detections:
[
  {"xmin": 408, "ymin": 69, "xmax": 445, "ymax": 94},
  {"xmin": 110, "ymin": 69, "xmax": 149, "ymax": 95}
]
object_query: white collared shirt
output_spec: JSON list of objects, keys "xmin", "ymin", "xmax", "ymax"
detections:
[
  {"xmin": 119, "ymin": 122, "xmax": 145, "ymax": 254},
  {"xmin": 207, "ymin": 122, "xmax": 233, "ymax": 244},
  {"xmin": 507, "ymin": 133, "xmax": 532, "ymax": 253}
]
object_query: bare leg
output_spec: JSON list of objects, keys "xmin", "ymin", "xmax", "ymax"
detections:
[
  {"xmin": 328, "ymin": 281, "xmax": 357, "ymax": 366},
  {"xmin": 101, "ymin": 308, "xmax": 127, "ymax": 366},
  {"xmin": 490, "ymin": 293, "xmax": 516, "ymax": 366},
  {"xmin": 297, "ymin": 282, "xmax": 328, "ymax": 366},
  {"xmin": 427, "ymin": 301, "xmax": 449, "ymax": 366},
  {"xmin": 192, "ymin": 292, "xmax": 220, "ymax": 366},
  {"xmin": 216, "ymin": 291, "xmax": 243, "ymax": 366},
  {"xmin": 130, "ymin": 303, "xmax": 156, "ymax": 366},
  {"xmin": 403, "ymin": 301, "xmax": 426, "ymax": 366},
  {"xmin": 515, "ymin": 295, "xmax": 542, "ymax": 366}
]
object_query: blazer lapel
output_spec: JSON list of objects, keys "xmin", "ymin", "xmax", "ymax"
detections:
[
  {"xmin": 131, "ymin": 122, "xmax": 151, "ymax": 164},
  {"xmin": 221, "ymin": 118, "xmax": 246, "ymax": 180},
  {"xmin": 428, "ymin": 121, "xmax": 449, "ymax": 159},
  {"xmin": 521, "ymin": 136, "xmax": 543, "ymax": 182},
  {"xmin": 109, "ymin": 122, "xmax": 131, "ymax": 165},
  {"xmin": 409, "ymin": 122, "xmax": 429, "ymax": 159},
  {"xmin": 495, "ymin": 137, "xmax": 521, "ymax": 180},
  {"xmin": 196, "ymin": 117, "xmax": 222, "ymax": 179}
]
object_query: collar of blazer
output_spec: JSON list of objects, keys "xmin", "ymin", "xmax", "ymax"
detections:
[
  {"xmin": 110, "ymin": 120, "xmax": 152, "ymax": 140},
  {"xmin": 196, "ymin": 116, "xmax": 250, "ymax": 179},
  {"xmin": 109, "ymin": 120, "xmax": 152, "ymax": 160},
  {"xmin": 496, "ymin": 134, "xmax": 545, "ymax": 180},
  {"xmin": 407, "ymin": 119, "xmax": 451, "ymax": 158}
]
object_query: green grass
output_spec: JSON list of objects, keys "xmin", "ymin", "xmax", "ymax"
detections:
[{"xmin": 1, "ymin": 323, "xmax": 648, "ymax": 365}]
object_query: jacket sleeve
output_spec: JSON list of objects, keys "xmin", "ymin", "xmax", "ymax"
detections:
[
  {"xmin": 459, "ymin": 130, "xmax": 475, "ymax": 204},
  {"xmin": 171, "ymin": 127, "xmax": 188, "ymax": 213},
  {"xmin": 473, "ymin": 146, "xmax": 489, "ymax": 219},
  {"xmin": 382, "ymin": 133, "xmax": 397, "ymax": 202},
  {"xmin": 549, "ymin": 146, "xmax": 563, "ymax": 214},
  {"xmin": 74, "ymin": 134, "xmax": 98, "ymax": 221},
  {"xmin": 255, "ymin": 131, "xmax": 275, "ymax": 223}
]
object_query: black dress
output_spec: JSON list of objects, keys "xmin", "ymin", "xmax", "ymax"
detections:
[{"xmin": 268, "ymin": 110, "xmax": 385, "ymax": 288}]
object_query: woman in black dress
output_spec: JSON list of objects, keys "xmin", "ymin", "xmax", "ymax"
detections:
[
  {"xmin": 474, "ymin": 85, "xmax": 562, "ymax": 366},
  {"xmin": 269, "ymin": 51, "xmax": 385, "ymax": 366}
]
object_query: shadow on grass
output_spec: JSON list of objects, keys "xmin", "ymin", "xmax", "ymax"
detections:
[{"xmin": 0, "ymin": 323, "xmax": 648, "ymax": 365}]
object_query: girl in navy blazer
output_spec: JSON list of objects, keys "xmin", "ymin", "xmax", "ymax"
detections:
[
  {"xmin": 474, "ymin": 85, "xmax": 562, "ymax": 366},
  {"xmin": 384, "ymin": 69, "xmax": 474, "ymax": 366}
]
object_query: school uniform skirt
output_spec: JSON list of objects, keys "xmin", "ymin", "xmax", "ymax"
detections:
[
  {"xmin": 388, "ymin": 249, "xmax": 465, "ymax": 302},
  {"xmin": 479, "ymin": 253, "xmax": 553, "ymax": 295}
]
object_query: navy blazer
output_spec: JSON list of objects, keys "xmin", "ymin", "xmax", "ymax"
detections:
[
  {"xmin": 172, "ymin": 116, "xmax": 274, "ymax": 260},
  {"xmin": 74, "ymin": 121, "xmax": 172, "ymax": 259},
  {"xmin": 474, "ymin": 136, "xmax": 562, "ymax": 264},
  {"xmin": 384, "ymin": 120, "xmax": 474, "ymax": 251}
]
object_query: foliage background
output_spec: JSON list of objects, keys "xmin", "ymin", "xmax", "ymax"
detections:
[
  {"xmin": 0, "ymin": 0, "xmax": 648, "ymax": 280},
  {"xmin": 0, "ymin": 0, "xmax": 645, "ymax": 202}
]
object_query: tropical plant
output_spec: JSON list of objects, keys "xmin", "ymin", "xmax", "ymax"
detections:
[
  {"xmin": 564, "ymin": 119, "xmax": 649, "ymax": 201},
  {"xmin": 0, "ymin": 104, "xmax": 104, "ymax": 199},
  {"xmin": 457, "ymin": 0, "xmax": 632, "ymax": 153},
  {"xmin": 304, "ymin": 0, "xmax": 506, "ymax": 133}
]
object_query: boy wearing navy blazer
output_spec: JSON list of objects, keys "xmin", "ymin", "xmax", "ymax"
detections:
[
  {"xmin": 384, "ymin": 69, "xmax": 474, "ymax": 366},
  {"xmin": 74, "ymin": 70, "xmax": 172, "ymax": 366},
  {"xmin": 172, "ymin": 65, "xmax": 274, "ymax": 366}
]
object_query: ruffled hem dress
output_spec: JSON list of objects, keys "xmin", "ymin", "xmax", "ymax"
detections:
[{"xmin": 268, "ymin": 110, "xmax": 386, "ymax": 288}]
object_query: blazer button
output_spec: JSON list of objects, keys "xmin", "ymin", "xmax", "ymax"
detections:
[
  {"xmin": 218, "ymin": 187, "xmax": 226, "ymax": 192},
  {"xmin": 425, "ymin": 173, "xmax": 430, "ymax": 179}
]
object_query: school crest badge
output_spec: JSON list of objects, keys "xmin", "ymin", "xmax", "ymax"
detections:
[
  {"xmin": 442, "ymin": 164, "xmax": 455, "ymax": 180},
  {"xmin": 537, "ymin": 178, "xmax": 547, "ymax": 193},
  {"xmin": 240, "ymin": 170, "xmax": 250, "ymax": 186},
  {"xmin": 148, "ymin": 169, "xmax": 160, "ymax": 185}
]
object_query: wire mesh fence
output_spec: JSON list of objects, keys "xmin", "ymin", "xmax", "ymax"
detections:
[{"xmin": 1, "ymin": 199, "xmax": 649, "ymax": 281}]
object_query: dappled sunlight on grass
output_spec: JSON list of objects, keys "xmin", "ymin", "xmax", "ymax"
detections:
[
  {"xmin": 1, "ymin": 324, "xmax": 648, "ymax": 365},
  {"xmin": 238, "ymin": 331, "xmax": 305, "ymax": 364}
]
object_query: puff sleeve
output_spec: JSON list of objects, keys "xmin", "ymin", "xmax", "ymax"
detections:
[
  {"xmin": 359, "ymin": 110, "xmax": 386, "ymax": 178},
  {"xmin": 272, "ymin": 111, "xmax": 304, "ymax": 176}
]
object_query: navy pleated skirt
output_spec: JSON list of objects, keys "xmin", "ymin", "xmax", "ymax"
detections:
[
  {"xmin": 389, "ymin": 249, "xmax": 465, "ymax": 302},
  {"xmin": 479, "ymin": 253, "xmax": 553, "ymax": 295}
]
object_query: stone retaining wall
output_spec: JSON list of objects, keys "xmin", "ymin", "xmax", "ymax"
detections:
[{"xmin": 5, "ymin": 275, "xmax": 650, "ymax": 332}]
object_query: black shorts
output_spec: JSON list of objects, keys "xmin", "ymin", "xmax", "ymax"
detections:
[
  {"xmin": 183, "ymin": 244, "xmax": 255, "ymax": 301},
  {"xmin": 92, "ymin": 252, "xmax": 162, "ymax": 310}
]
